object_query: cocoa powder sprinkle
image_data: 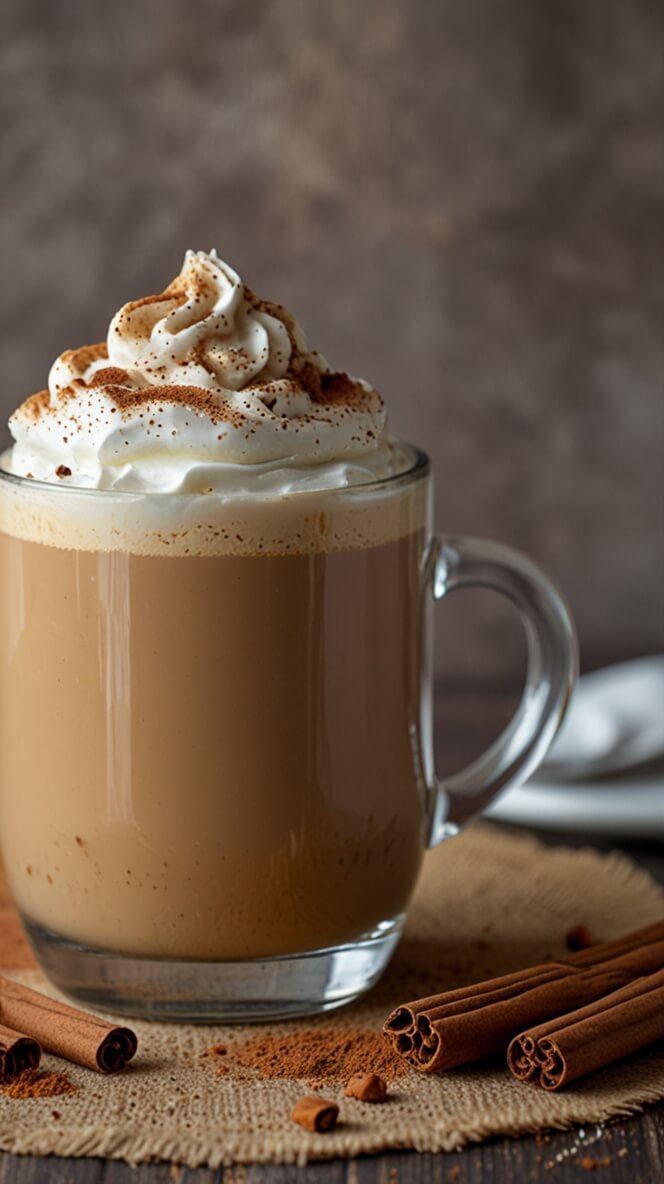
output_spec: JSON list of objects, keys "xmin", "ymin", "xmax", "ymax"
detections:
[
  {"xmin": 222, "ymin": 1028, "xmax": 406, "ymax": 1082},
  {"xmin": 1, "ymin": 1068, "xmax": 77, "ymax": 1099}
]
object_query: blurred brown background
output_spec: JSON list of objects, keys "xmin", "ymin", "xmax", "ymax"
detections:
[{"xmin": 1, "ymin": 0, "xmax": 662, "ymax": 687}]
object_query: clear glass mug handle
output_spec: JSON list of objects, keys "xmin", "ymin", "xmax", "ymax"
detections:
[{"xmin": 426, "ymin": 536, "xmax": 578, "ymax": 843}]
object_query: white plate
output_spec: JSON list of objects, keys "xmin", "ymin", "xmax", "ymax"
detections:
[{"xmin": 486, "ymin": 771, "xmax": 664, "ymax": 838}]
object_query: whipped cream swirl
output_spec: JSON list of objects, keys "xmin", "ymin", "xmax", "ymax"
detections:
[{"xmin": 8, "ymin": 250, "xmax": 399, "ymax": 493}]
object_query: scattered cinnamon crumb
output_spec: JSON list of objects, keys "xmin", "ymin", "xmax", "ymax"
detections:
[
  {"xmin": 291, "ymin": 1095, "xmax": 338, "ymax": 1133},
  {"xmin": 52, "ymin": 1110, "xmax": 61, "ymax": 1120},
  {"xmin": 1, "ymin": 1068, "xmax": 77, "ymax": 1099},
  {"xmin": 55, "ymin": 465, "xmax": 72, "ymax": 479},
  {"xmin": 345, "ymin": 1073, "xmax": 388, "ymax": 1103},
  {"xmin": 576, "ymin": 1157, "xmax": 611, "ymax": 1171},
  {"xmin": 566, "ymin": 924, "xmax": 594, "ymax": 952},
  {"xmin": 202, "ymin": 1043, "xmax": 226, "ymax": 1057},
  {"xmin": 215, "ymin": 1065, "xmax": 228, "ymax": 1077},
  {"xmin": 74, "ymin": 836, "xmax": 84, "ymax": 847}
]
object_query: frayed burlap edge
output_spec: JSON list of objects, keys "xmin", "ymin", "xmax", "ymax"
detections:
[
  {"xmin": 0, "ymin": 823, "xmax": 662, "ymax": 1168},
  {"xmin": 1, "ymin": 1070, "xmax": 664, "ymax": 1168}
]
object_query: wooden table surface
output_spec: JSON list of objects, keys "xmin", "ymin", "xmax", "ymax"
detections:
[{"xmin": 1, "ymin": 689, "xmax": 662, "ymax": 1183}]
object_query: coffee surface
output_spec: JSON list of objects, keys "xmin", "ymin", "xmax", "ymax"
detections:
[{"xmin": 0, "ymin": 523, "xmax": 427, "ymax": 959}]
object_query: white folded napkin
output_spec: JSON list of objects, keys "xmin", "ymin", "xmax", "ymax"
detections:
[
  {"xmin": 487, "ymin": 657, "xmax": 664, "ymax": 837},
  {"xmin": 538, "ymin": 655, "xmax": 664, "ymax": 782}
]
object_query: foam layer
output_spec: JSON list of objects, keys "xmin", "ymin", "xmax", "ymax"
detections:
[{"xmin": 0, "ymin": 447, "xmax": 430, "ymax": 557}]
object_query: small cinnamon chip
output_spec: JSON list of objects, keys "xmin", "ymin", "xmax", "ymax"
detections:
[
  {"xmin": 566, "ymin": 925, "xmax": 594, "ymax": 952},
  {"xmin": 576, "ymin": 1157, "xmax": 611, "ymax": 1171},
  {"xmin": 291, "ymin": 1095, "xmax": 339, "ymax": 1133},
  {"xmin": 345, "ymin": 1073, "xmax": 388, "ymax": 1103},
  {"xmin": 55, "ymin": 465, "xmax": 72, "ymax": 479}
]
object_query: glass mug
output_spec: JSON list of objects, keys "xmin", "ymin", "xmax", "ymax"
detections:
[{"xmin": 0, "ymin": 447, "xmax": 576, "ymax": 1020}]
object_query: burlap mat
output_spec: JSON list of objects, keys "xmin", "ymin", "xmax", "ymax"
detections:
[{"xmin": 0, "ymin": 822, "xmax": 662, "ymax": 1168}]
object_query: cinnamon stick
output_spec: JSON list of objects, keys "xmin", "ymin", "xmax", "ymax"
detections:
[
  {"xmin": 384, "ymin": 920, "xmax": 664, "ymax": 1072},
  {"xmin": 0, "ymin": 1023, "xmax": 41, "ymax": 1078},
  {"xmin": 507, "ymin": 968, "xmax": 664, "ymax": 1089},
  {"xmin": 0, "ymin": 977, "xmax": 137, "ymax": 1073}
]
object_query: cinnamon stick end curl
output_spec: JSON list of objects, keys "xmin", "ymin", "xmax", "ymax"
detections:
[{"xmin": 96, "ymin": 1027, "xmax": 138, "ymax": 1073}]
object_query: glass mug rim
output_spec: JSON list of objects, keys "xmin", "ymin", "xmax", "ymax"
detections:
[{"xmin": 0, "ymin": 441, "xmax": 431, "ymax": 501}]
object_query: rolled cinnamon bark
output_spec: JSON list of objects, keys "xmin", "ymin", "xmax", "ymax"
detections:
[
  {"xmin": 386, "ymin": 919, "xmax": 664, "ymax": 1041},
  {"xmin": 384, "ymin": 921, "xmax": 664, "ymax": 1072},
  {"xmin": 0, "ymin": 1023, "xmax": 41, "ymax": 1078},
  {"xmin": 507, "ymin": 968, "xmax": 664, "ymax": 1090},
  {"xmin": 0, "ymin": 977, "xmax": 137, "ymax": 1073}
]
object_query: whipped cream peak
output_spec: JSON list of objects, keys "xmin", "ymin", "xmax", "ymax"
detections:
[
  {"xmin": 8, "ymin": 249, "xmax": 393, "ymax": 493},
  {"xmin": 107, "ymin": 249, "xmax": 302, "ymax": 392}
]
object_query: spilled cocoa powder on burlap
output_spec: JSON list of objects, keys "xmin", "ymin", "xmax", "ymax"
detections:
[
  {"xmin": 1, "ymin": 1068, "xmax": 77, "ymax": 1099},
  {"xmin": 205, "ymin": 1028, "xmax": 406, "ymax": 1082}
]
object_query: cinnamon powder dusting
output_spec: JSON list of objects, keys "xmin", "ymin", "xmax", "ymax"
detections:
[
  {"xmin": 18, "ymin": 345, "xmax": 374, "ymax": 428},
  {"xmin": 59, "ymin": 342, "xmax": 108, "ymax": 372},
  {"xmin": 1, "ymin": 1067, "xmax": 77, "ymax": 1099},
  {"xmin": 206, "ymin": 1028, "xmax": 406, "ymax": 1082},
  {"xmin": 19, "ymin": 389, "xmax": 50, "ymax": 421},
  {"xmin": 89, "ymin": 366, "xmax": 131, "ymax": 387}
]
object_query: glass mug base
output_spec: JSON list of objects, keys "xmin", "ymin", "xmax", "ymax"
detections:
[{"xmin": 22, "ymin": 915, "xmax": 405, "ymax": 1022}]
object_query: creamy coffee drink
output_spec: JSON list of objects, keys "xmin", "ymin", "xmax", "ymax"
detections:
[{"xmin": 0, "ymin": 249, "xmax": 429, "ymax": 960}]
